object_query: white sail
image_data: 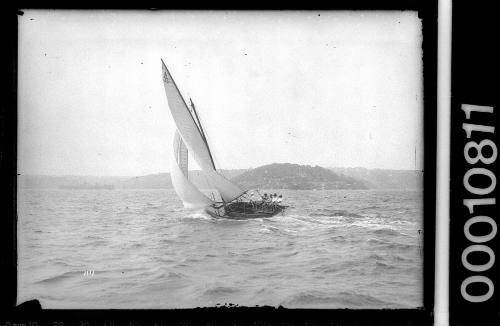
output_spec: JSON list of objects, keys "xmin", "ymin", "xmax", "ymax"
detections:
[
  {"xmin": 171, "ymin": 131, "xmax": 215, "ymax": 209},
  {"xmin": 162, "ymin": 60, "xmax": 244, "ymax": 202},
  {"xmin": 203, "ymin": 169, "xmax": 246, "ymax": 202}
]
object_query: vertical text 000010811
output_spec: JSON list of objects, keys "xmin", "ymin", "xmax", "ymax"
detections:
[{"xmin": 460, "ymin": 104, "xmax": 497, "ymax": 303}]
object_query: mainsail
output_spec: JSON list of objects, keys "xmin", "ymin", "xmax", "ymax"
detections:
[
  {"xmin": 171, "ymin": 131, "xmax": 214, "ymax": 209},
  {"xmin": 162, "ymin": 60, "xmax": 245, "ymax": 203}
]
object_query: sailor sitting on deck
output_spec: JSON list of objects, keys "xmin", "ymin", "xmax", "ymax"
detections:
[
  {"xmin": 259, "ymin": 193, "xmax": 272, "ymax": 209},
  {"xmin": 276, "ymin": 195, "xmax": 283, "ymax": 205},
  {"xmin": 249, "ymin": 191, "xmax": 257, "ymax": 209}
]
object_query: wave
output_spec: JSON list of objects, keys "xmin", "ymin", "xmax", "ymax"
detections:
[
  {"xmin": 184, "ymin": 212, "xmax": 215, "ymax": 221},
  {"xmin": 167, "ymin": 271, "xmax": 185, "ymax": 278},
  {"xmin": 372, "ymin": 228, "xmax": 401, "ymax": 237},
  {"xmin": 392, "ymin": 254, "xmax": 414, "ymax": 262},
  {"xmin": 309, "ymin": 209, "xmax": 364, "ymax": 219},
  {"xmin": 259, "ymin": 226, "xmax": 279, "ymax": 234},
  {"xmin": 160, "ymin": 238, "xmax": 177, "ymax": 245},
  {"xmin": 86, "ymin": 234, "xmax": 105, "ymax": 240},
  {"xmin": 367, "ymin": 253, "xmax": 385, "ymax": 261},
  {"xmin": 36, "ymin": 271, "xmax": 81, "ymax": 284},
  {"xmin": 311, "ymin": 259, "xmax": 363, "ymax": 274},
  {"xmin": 83, "ymin": 239, "xmax": 110, "ymax": 247},
  {"xmin": 246, "ymin": 246, "xmax": 277, "ymax": 254},
  {"xmin": 335, "ymin": 291, "xmax": 395, "ymax": 307},
  {"xmin": 367, "ymin": 237, "xmax": 391, "ymax": 245},
  {"xmin": 264, "ymin": 225, "xmax": 280, "ymax": 232},
  {"xmin": 284, "ymin": 291, "xmax": 340, "ymax": 305},
  {"xmin": 153, "ymin": 271, "xmax": 186, "ymax": 280},
  {"xmin": 279, "ymin": 251, "xmax": 299, "ymax": 258},
  {"xmin": 329, "ymin": 235, "xmax": 346, "ymax": 242},
  {"xmin": 311, "ymin": 264, "xmax": 342, "ymax": 274},
  {"xmin": 366, "ymin": 237, "xmax": 416, "ymax": 251},
  {"xmin": 284, "ymin": 290, "xmax": 391, "ymax": 307},
  {"xmin": 204, "ymin": 286, "xmax": 241, "ymax": 296},
  {"xmin": 386, "ymin": 242, "xmax": 415, "ymax": 250},
  {"xmin": 128, "ymin": 242, "xmax": 144, "ymax": 249},
  {"xmin": 362, "ymin": 205, "xmax": 380, "ymax": 210},
  {"xmin": 374, "ymin": 261, "xmax": 392, "ymax": 269},
  {"xmin": 46, "ymin": 258, "xmax": 81, "ymax": 268},
  {"xmin": 109, "ymin": 267, "xmax": 147, "ymax": 274}
]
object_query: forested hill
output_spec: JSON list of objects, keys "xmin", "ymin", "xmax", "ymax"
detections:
[
  {"xmin": 329, "ymin": 167, "xmax": 423, "ymax": 190},
  {"xmin": 231, "ymin": 163, "xmax": 367, "ymax": 190},
  {"xmin": 19, "ymin": 165, "xmax": 422, "ymax": 190}
]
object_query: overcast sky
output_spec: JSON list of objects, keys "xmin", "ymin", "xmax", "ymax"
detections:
[{"xmin": 18, "ymin": 10, "xmax": 423, "ymax": 176}]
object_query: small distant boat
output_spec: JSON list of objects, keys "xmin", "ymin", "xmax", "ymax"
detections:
[{"xmin": 161, "ymin": 59, "xmax": 286, "ymax": 219}]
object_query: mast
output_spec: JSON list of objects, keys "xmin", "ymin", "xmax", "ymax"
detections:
[
  {"xmin": 190, "ymin": 98, "xmax": 217, "ymax": 171},
  {"xmin": 190, "ymin": 98, "xmax": 207, "ymax": 141}
]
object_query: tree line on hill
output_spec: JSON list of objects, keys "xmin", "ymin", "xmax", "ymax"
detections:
[{"xmin": 19, "ymin": 163, "xmax": 422, "ymax": 190}]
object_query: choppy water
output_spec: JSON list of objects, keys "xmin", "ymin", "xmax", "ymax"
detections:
[{"xmin": 17, "ymin": 189, "xmax": 423, "ymax": 309}]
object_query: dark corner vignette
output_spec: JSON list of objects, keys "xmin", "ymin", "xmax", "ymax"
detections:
[
  {"xmin": 1, "ymin": 7, "xmax": 18, "ymax": 310},
  {"xmin": 3, "ymin": 2, "xmax": 436, "ymax": 326},
  {"xmin": 449, "ymin": 1, "xmax": 499, "ymax": 325}
]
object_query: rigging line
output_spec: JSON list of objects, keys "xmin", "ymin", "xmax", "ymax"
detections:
[{"xmin": 161, "ymin": 60, "xmax": 216, "ymax": 170}]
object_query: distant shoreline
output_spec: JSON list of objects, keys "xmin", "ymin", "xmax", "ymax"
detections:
[{"xmin": 18, "ymin": 163, "xmax": 423, "ymax": 191}]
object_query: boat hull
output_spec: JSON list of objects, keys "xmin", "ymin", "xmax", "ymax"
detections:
[{"xmin": 205, "ymin": 204, "xmax": 287, "ymax": 219}]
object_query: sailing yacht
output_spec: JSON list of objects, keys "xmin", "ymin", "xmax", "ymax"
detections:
[{"xmin": 161, "ymin": 59, "xmax": 287, "ymax": 219}]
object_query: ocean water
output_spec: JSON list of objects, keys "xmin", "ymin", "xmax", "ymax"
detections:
[{"xmin": 17, "ymin": 189, "xmax": 423, "ymax": 309}]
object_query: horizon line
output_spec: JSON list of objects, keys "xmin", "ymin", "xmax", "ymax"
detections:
[{"xmin": 18, "ymin": 165, "xmax": 425, "ymax": 178}]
